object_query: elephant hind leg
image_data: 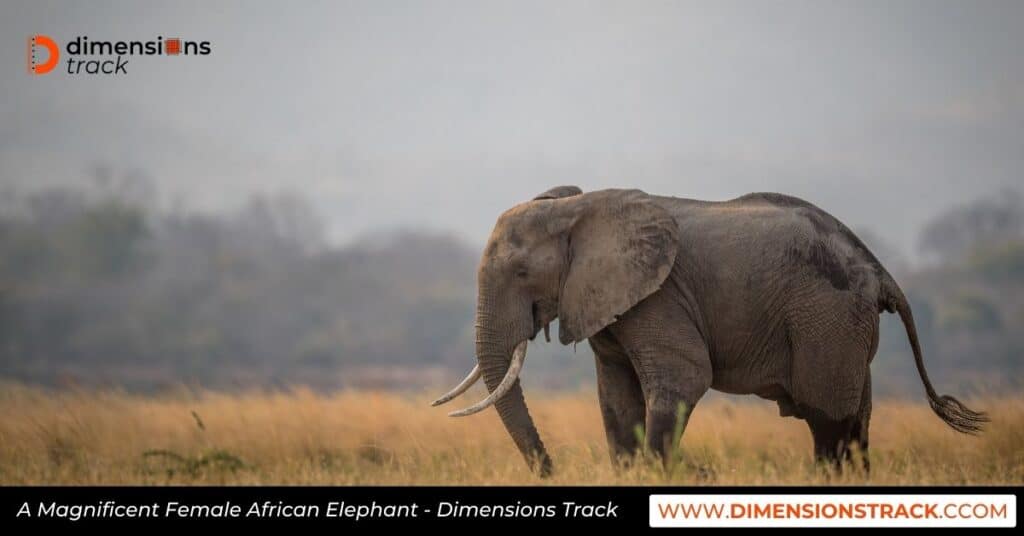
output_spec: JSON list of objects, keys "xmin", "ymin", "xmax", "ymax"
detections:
[
  {"xmin": 804, "ymin": 370, "xmax": 872, "ymax": 474},
  {"xmin": 849, "ymin": 369, "xmax": 872, "ymax": 473},
  {"xmin": 786, "ymin": 305, "xmax": 874, "ymax": 472},
  {"xmin": 805, "ymin": 411, "xmax": 857, "ymax": 470}
]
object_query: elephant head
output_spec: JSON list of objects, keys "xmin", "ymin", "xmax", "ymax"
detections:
[{"xmin": 432, "ymin": 187, "xmax": 680, "ymax": 475}]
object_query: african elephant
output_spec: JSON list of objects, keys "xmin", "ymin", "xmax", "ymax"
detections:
[{"xmin": 433, "ymin": 186, "xmax": 986, "ymax": 476}]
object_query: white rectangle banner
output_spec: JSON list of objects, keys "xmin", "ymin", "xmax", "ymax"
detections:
[{"xmin": 650, "ymin": 494, "xmax": 1016, "ymax": 528}]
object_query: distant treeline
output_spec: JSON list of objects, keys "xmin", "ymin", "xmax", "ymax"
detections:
[
  {"xmin": 0, "ymin": 181, "xmax": 1021, "ymax": 393},
  {"xmin": 871, "ymin": 190, "xmax": 1024, "ymax": 394},
  {"xmin": 0, "ymin": 182, "xmax": 480, "ymax": 389}
]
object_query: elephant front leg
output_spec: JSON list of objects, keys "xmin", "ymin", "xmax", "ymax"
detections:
[
  {"xmin": 590, "ymin": 331, "xmax": 645, "ymax": 464},
  {"xmin": 608, "ymin": 291, "xmax": 712, "ymax": 468},
  {"xmin": 642, "ymin": 376, "xmax": 708, "ymax": 464}
]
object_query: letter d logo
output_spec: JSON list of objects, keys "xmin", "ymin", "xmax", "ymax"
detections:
[{"xmin": 28, "ymin": 35, "xmax": 59, "ymax": 75}]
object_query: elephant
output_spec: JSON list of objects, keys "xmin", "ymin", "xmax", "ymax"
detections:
[{"xmin": 432, "ymin": 186, "xmax": 987, "ymax": 476}]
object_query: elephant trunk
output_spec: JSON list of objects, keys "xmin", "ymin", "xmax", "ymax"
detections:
[{"xmin": 474, "ymin": 285, "xmax": 552, "ymax": 476}]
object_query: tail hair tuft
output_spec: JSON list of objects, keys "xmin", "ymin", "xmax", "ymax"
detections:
[{"xmin": 928, "ymin": 394, "xmax": 989, "ymax": 435}]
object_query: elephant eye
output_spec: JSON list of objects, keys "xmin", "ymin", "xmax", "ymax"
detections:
[{"xmin": 514, "ymin": 267, "xmax": 528, "ymax": 279}]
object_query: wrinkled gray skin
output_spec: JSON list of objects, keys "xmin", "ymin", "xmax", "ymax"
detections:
[{"xmin": 467, "ymin": 186, "xmax": 986, "ymax": 477}]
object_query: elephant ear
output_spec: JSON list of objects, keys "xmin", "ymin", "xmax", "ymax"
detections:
[
  {"xmin": 533, "ymin": 185, "xmax": 582, "ymax": 201},
  {"xmin": 557, "ymin": 189, "xmax": 679, "ymax": 344}
]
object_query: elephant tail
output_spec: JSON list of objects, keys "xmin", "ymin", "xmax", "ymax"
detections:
[{"xmin": 882, "ymin": 277, "xmax": 989, "ymax": 434}]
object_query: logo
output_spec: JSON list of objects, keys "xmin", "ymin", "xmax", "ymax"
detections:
[
  {"xmin": 27, "ymin": 34, "xmax": 59, "ymax": 75},
  {"xmin": 25, "ymin": 34, "xmax": 211, "ymax": 76}
]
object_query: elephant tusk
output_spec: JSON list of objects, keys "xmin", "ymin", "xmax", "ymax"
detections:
[
  {"xmin": 431, "ymin": 364, "xmax": 481, "ymax": 406},
  {"xmin": 448, "ymin": 340, "xmax": 528, "ymax": 417}
]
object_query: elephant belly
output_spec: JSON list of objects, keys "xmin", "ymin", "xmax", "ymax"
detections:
[
  {"xmin": 709, "ymin": 370, "xmax": 784, "ymax": 397},
  {"xmin": 711, "ymin": 373, "xmax": 799, "ymax": 417},
  {"xmin": 707, "ymin": 345, "xmax": 792, "ymax": 399}
]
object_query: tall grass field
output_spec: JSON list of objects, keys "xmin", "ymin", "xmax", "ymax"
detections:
[{"xmin": 1, "ymin": 384, "xmax": 1020, "ymax": 485}]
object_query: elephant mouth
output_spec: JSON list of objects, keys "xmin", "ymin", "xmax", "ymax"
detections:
[{"xmin": 529, "ymin": 301, "xmax": 554, "ymax": 343}]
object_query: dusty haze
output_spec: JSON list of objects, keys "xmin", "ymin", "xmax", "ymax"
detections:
[{"xmin": 3, "ymin": 1, "xmax": 1023, "ymax": 253}]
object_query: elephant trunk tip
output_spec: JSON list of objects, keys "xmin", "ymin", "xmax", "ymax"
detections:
[{"xmin": 537, "ymin": 454, "xmax": 554, "ymax": 478}]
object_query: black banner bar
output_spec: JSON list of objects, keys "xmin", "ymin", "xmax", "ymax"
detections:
[{"xmin": 1, "ymin": 486, "xmax": 1019, "ymax": 529}]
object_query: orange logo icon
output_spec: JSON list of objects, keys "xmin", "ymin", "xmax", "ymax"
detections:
[{"xmin": 28, "ymin": 35, "xmax": 60, "ymax": 75}]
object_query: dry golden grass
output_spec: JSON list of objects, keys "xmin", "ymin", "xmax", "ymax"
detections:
[{"xmin": 0, "ymin": 384, "xmax": 1020, "ymax": 485}]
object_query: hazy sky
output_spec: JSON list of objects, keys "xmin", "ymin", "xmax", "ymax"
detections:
[{"xmin": 3, "ymin": 1, "xmax": 1022, "ymax": 255}]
